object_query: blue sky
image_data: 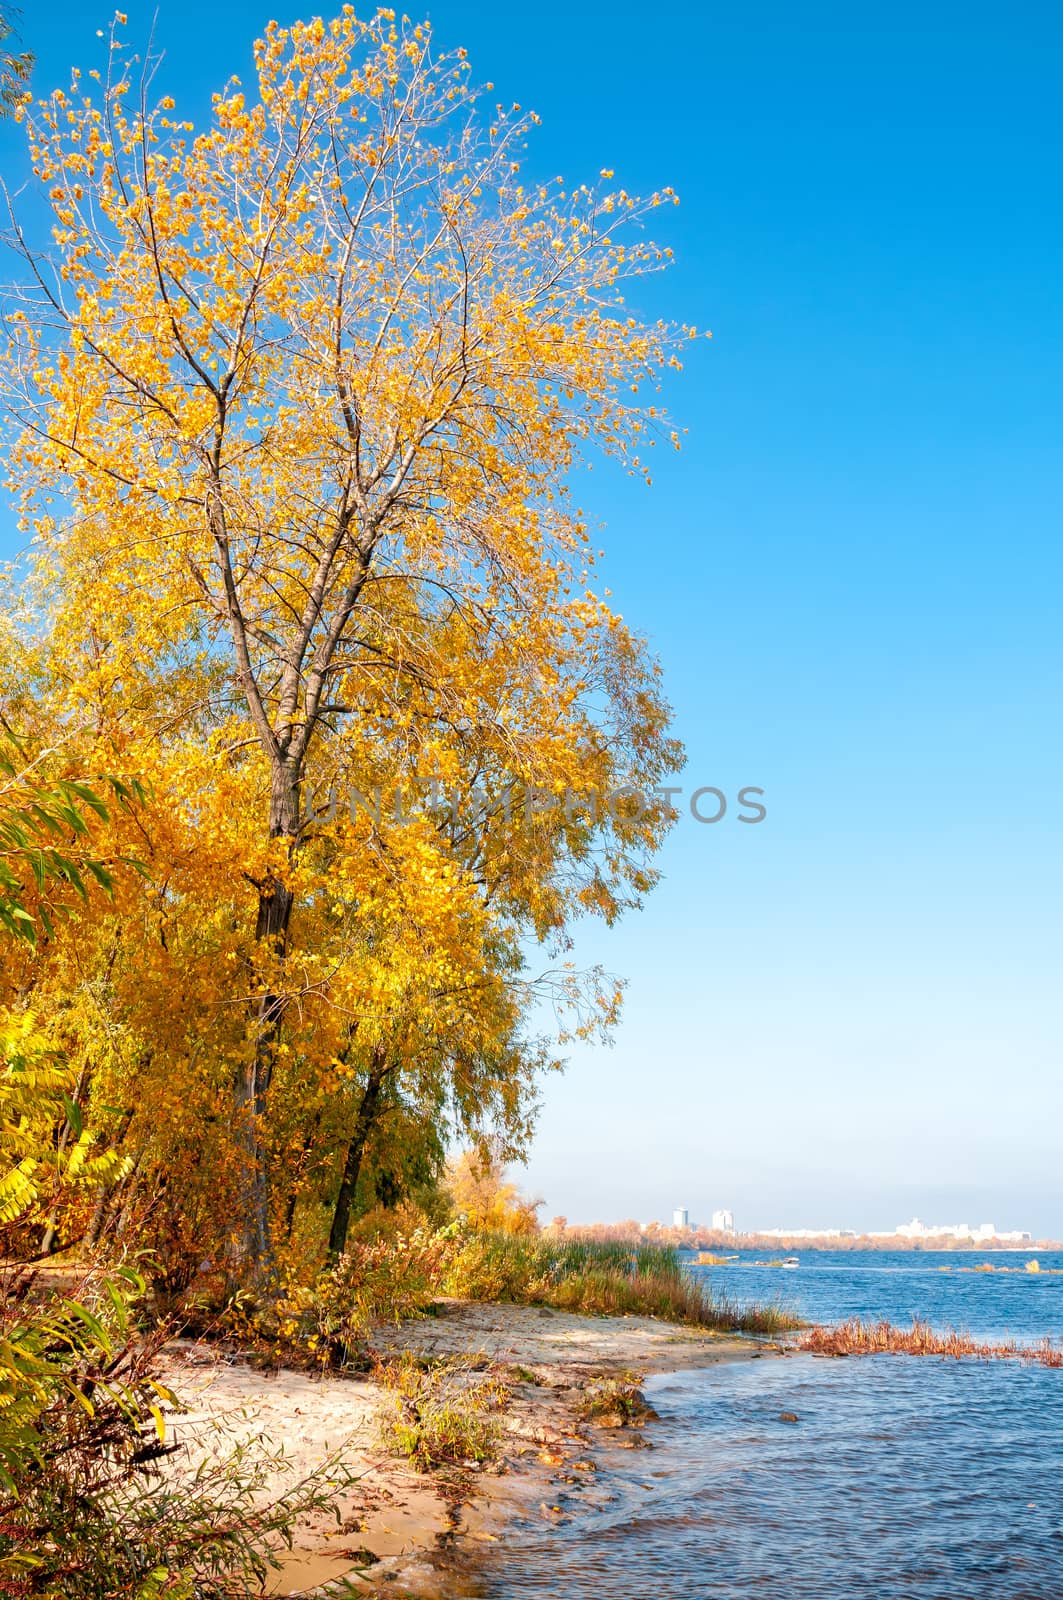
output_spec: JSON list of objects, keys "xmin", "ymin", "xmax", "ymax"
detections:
[{"xmin": 6, "ymin": 1, "xmax": 1062, "ymax": 1234}]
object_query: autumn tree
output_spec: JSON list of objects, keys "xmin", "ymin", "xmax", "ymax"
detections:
[
  {"xmin": 3, "ymin": 9, "xmax": 687, "ymax": 1276},
  {"xmin": 445, "ymin": 1144, "xmax": 542, "ymax": 1236}
]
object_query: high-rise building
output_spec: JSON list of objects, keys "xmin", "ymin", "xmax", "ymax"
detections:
[
  {"xmin": 712, "ymin": 1208, "xmax": 735, "ymax": 1233},
  {"xmin": 673, "ymin": 1207, "xmax": 690, "ymax": 1229}
]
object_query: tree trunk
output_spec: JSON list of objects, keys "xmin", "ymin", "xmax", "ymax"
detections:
[
  {"xmin": 84, "ymin": 1184, "xmax": 110, "ymax": 1251},
  {"xmin": 233, "ymin": 759, "xmax": 300, "ymax": 1279},
  {"xmin": 283, "ymin": 1113, "xmax": 321, "ymax": 1242},
  {"xmin": 327, "ymin": 1048, "xmax": 389, "ymax": 1260}
]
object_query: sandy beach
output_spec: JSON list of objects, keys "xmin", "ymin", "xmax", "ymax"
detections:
[{"xmin": 160, "ymin": 1300, "xmax": 771, "ymax": 1595}]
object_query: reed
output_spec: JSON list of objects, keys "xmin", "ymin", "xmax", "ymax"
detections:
[
  {"xmin": 444, "ymin": 1232, "xmax": 800, "ymax": 1334},
  {"xmin": 801, "ymin": 1317, "xmax": 1063, "ymax": 1369}
]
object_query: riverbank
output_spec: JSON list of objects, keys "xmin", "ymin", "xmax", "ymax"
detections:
[{"xmin": 161, "ymin": 1299, "xmax": 776, "ymax": 1595}]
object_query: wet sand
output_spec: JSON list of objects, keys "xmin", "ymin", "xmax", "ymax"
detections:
[{"xmin": 160, "ymin": 1300, "xmax": 771, "ymax": 1595}]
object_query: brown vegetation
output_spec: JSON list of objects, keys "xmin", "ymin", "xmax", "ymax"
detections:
[
  {"xmin": 574, "ymin": 1373, "xmax": 657, "ymax": 1427},
  {"xmin": 801, "ymin": 1317, "xmax": 1063, "ymax": 1368}
]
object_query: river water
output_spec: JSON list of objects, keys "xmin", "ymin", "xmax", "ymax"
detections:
[
  {"xmin": 462, "ymin": 1250, "xmax": 1063, "ymax": 1599},
  {"xmin": 690, "ymin": 1246, "xmax": 1063, "ymax": 1343}
]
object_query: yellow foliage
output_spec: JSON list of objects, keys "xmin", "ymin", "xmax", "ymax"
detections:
[
  {"xmin": 0, "ymin": 1010, "xmax": 130, "ymax": 1229},
  {"xmin": 0, "ymin": 8, "xmax": 685, "ymax": 1275},
  {"xmin": 445, "ymin": 1147, "xmax": 541, "ymax": 1236}
]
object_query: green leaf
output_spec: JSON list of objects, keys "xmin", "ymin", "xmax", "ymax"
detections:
[{"xmin": 84, "ymin": 859, "xmax": 115, "ymax": 894}]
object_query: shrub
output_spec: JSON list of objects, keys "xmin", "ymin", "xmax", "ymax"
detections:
[
  {"xmin": 262, "ymin": 1224, "xmax": 459, "ymax": 1370},
  {"xmin": 0, "ymin": 1265, "xmax": 354, "ymax": 1597},
  {"xmin": 442, "ymin": 1229, "xmax": 538, "ymax": 1303},
  {"xmin": 376, "ymin": 1353, "xmax": 509, "ymax": 1472}
]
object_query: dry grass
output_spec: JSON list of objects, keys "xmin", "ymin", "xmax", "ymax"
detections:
[{"xmin": 801, "ymin": 1317, "xmax": 1063, "ymax": 1368}]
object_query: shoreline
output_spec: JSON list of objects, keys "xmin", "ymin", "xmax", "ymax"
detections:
[{"xmin": 161, "ymin": 1300, "xmax": 778, "ymax": 1595}]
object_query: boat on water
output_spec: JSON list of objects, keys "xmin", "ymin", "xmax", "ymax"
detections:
[{"xmin": 781, "ymin": 1256, "xmax": 800, "ymax": 1269}]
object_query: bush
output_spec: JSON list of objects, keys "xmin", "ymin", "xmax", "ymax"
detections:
[
  {"xmin": 442, "ymin": 1229, "xmax": 539, "ymax": 1303},
  {"xmin": 574, "ymin": 1372, "xmax": 656, "ymax": 1427},
  {"xmin": 258, "ymin": 1224, "xmax": 459, "ymax": 1370},
  {"xmin": 0, "ymin": 1265, "xmax": 354, "ymax": 1598},
  {"xmin": 376, "ymin": 1353, "xmax": 509, "ymax": 1472}
]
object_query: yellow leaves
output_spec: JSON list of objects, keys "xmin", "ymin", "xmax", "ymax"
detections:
[
  {"xmin": 0, "ymin": 1009, "xmax": 130, "ymax": 1228},
  {"xmin": 0, "ymin": 4, "xmax": 688, "ymax": 1268}
]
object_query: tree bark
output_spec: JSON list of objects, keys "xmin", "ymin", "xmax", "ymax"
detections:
[
  {"xmin": 283, "ymin": 1112, "xmax": 321, "ymax": 1241},
  {"xmin": 233, "ymin": 759, "xmax": 300, "ymax": 1278},
  {"xmin": 327, "ymin": 1048, "xmax": 390, "ymax": 1260}
]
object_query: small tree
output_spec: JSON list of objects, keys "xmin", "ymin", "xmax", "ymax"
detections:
[{"xmin": 445, "ymin": 1145, "xmax": 541, "ymax": 1236}]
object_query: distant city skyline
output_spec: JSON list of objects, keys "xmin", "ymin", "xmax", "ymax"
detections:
[
  {"xmin": 526, "ymin": 1162, "xmax": 1060, "ymax": 1240},
  {"xmin": 656, "ymin": 1213, "xmax": 1034, "ymax": 1244}
]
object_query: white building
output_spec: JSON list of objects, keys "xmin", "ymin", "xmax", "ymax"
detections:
[
  {"xmin": 895, "ymin": 1218, "xmax": 1032, "ymax": 1244},
  {"xmin": 673, "ymin": 1207, "xmax": 690, "ymax": 1230},
  {"xmin": 711, "ymin": 1208, "xmax": 735, "ymax": 1233}
]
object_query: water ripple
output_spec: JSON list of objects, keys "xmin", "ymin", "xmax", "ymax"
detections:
[{"xmin": 469, "ymin": 1352, "xmax": 1063, "ymax": 1597}]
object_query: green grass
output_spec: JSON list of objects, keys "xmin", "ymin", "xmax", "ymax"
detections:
[{"xmin": 444, "ymin": 1233, "xmax": 800, "ymax": 1334}]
